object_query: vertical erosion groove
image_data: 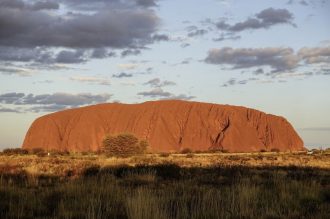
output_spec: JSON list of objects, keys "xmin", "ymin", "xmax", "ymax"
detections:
[
  {"xmin": 210, "ymin": 117, "xmax": 230, "ymax": 150},
  {"xmin": 146, "ymin": 105, "xmax": 157, "ymax": 141},
  {"xmin": 178, "ymin": 104, "xmax": 194, "ymax": 145}
]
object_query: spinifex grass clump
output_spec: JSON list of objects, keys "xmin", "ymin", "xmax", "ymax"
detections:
[{"xmin": 0, "ymin": 165, "xmax": 329, "ymax": 219}]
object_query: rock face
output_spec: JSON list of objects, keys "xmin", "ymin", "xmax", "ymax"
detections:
[{"xmin": 22, "ymin": 100, "xmax": 304, "ymax": 152}]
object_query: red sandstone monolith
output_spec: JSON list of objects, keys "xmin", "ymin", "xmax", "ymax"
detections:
[{"xmin": 22, "ymin": 100, "xmax": 304, "ymax": 152}]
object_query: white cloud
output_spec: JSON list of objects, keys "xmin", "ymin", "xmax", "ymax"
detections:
[
  {"xmin": 70, "ymin": 76, "xmax": 111, "ymax": 85},
  {"xmin": 117, "ymin": 63, "xmax": 140, "ymax": 70}
]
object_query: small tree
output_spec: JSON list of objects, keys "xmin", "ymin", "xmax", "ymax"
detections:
[{"xmin": 102, "ymin": 133, "xmax": 148, "ymax": 156}]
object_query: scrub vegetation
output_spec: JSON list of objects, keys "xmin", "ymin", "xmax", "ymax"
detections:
[
  {"xmin": 0, "ymin": 150, "xmax": 329, "ymax": 219},
  {"xmin": 1, "ymin": 165, "xmax": 330, "ymax": 219}
]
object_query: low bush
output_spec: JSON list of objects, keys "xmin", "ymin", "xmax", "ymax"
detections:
[
  {"xmin": 2, "ymin": 148, "xmax": 28, "ymax": 155},
  {"xmin": 194, "ymin": 150, "xmax": 205, "ymax": 154},
  {"xmin": 159, "ymin": 152, "xmax": 170, "ymax": 157},
  {"xmin": 49, "ymin": 150, "xmax": 70, "ymax": 156},
  {"xmin": 208, "ymin": 147, "xmax": 229, "ymax": 153},
  {"xmin": 271, "ymin": 148, "xmax": 280, "ymax": 153},
  {"xmin": 180, "ymin": 148, "xmax": 192, "ymax": 154},
  {"xmin": 29, "ymin": 148, "xmax": 47, "ymax": 156}
]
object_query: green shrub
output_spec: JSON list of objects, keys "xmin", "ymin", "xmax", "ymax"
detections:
[{"xmin": 102, "ymin": 133, "xmax": 149, "ymax": 156}]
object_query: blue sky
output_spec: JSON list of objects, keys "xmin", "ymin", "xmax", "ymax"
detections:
[{"xmin": 0, "ymin": 0, "xmax": 329, "ymax": 149}]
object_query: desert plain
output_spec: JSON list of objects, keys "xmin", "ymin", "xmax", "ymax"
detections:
[{"xmin": 1, "ymin": 150, "xmax": 329, "ymax": 219}]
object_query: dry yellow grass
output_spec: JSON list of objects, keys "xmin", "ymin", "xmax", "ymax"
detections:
[{"xmin": 0, "ymin": 151, "xmax": 329, "ymax": 177}]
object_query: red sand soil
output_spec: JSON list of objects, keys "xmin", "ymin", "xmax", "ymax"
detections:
[{"xmin": 22, "ymin": 100, "xmax": 304, "ymax": 152}]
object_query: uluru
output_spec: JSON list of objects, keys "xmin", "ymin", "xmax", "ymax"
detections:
[{"xmin": 22, "ymin": 100, "xmax": 304, "ymax": 153}]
